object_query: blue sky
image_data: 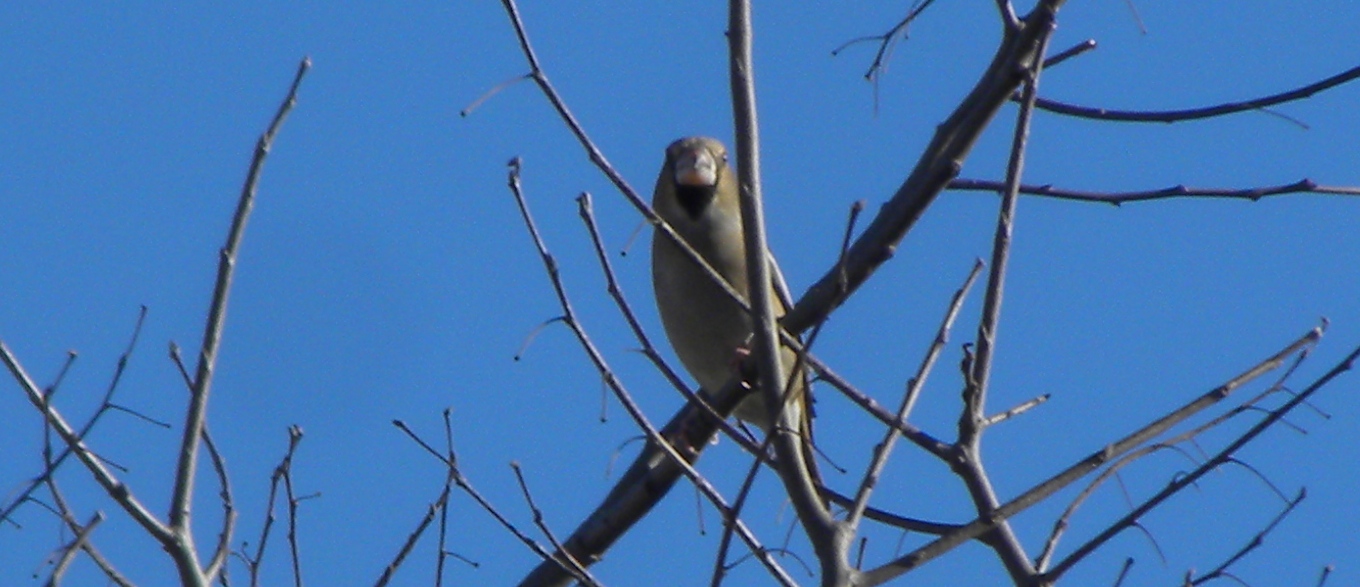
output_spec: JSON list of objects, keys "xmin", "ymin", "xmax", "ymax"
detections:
[{"xmin": 3, "ymin": 3, "xmax": 1358, "ymax": 586}]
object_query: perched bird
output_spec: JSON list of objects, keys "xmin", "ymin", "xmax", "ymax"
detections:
[{"xmin": 650, "ymin": 136, "xmax": 808, "ymax": 435}]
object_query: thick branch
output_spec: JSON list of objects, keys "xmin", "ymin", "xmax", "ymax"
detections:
[
  {"xmin": 728, "ymin": 3, "xmax": 851, "ymax": 586},
  {"xmin": 781, "ymin": 1, "xmax": 1066, "ymax": 334}
]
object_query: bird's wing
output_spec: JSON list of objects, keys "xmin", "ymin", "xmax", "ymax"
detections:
[
  {"xmin": 765, "ymin": 247, "xmax": 825, "ymax": 493},
  {"xmin": 767, "ymin": 248, "xmax": 795, "ymax": 313}
]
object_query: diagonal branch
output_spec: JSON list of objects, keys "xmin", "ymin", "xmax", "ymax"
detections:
[
  {"xmin": 847, "ymin": 260, "xmax": 983, "ymax": 530},
  {"xmin": 1036, "ymin": 347, "xmax": 1315, "ymax": 572},
  {"xmin": 1, "ymin": 307, "xmax": 147, "ymax": 526},
  {"xmin": 858, "ymin": 325, "xmax": 1327, "ymax": 585},
  {"xmin": 43, "ymin": 511, "xmax": 104, "ymax": 587},
  {"xmin": 1039, "ymin": 343, "xmax": 1358, "ymax": 581},
  {"xmin": 1186, "ymin": 489, "xmax": 1306, "ymax": 585},
  {"xmin": 781, "ymin": 0, "xmax": 1067, "ymax": 335},
  {"xmin": 44, "ymin": 482, "xmax": 134, "ymax": 587},
  {"xmin": 3, "ymin": 343, "xmax": 174, "ymax": 543}
]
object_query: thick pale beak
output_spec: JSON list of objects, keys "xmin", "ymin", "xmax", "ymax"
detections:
[{"xmin": 673, "ymin": 148, "xmax": 718, "ymax": 187}]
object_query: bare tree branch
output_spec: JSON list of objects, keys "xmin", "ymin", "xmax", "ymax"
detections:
[
  {"xmin": 44, "ymin": 481, "xmax": 134, "ymax": 587},
  {"xmin": 4, "ymin": 57, "xmax": 310, "ymax": 587},
  {"xmin": 830, "ymin": 0, "xmax": 941, "ymax": 82},
  {"xmin": 4, "ymin": 342, "xmax": 175, "ymax": 542},
  {"xmin": 391, "ymin": 417, "xmax": 599, "ymax": 587},
  {"xmin": 43, "ymin": 512, "xmax": 103, "ymax": 587},
  {"xmin": 1039, "ymin": 341, "xmax": 1357, "ymax": 581},
  {"xmin": 1, "ymin": 307, "xmax": 147, "ymax": 526},
  {"xmin": 781, "ymin": 0, "xmax": 1066, "ymax": 335},
  {"xmin": 1032, "ymin": 63, "xmax": 1360, "ymax": 123},
  {"xmin": 170, "ymin": 59, "xmax": 311, "ymax": 560},
  {"xmin": 950, "ymin": 177, "xmax": 1360, "ymax": 204},
  {"xmin": 858, "ymin": 324, "xmax": 1325, "ymax": 585},
  {"xmin": 511, "ymin": 462, "xmax": 603, "ymax": 586},
  {"xmin": 728, "ymin": 2, "xmax": 851, "ymax": 585},
  {"xmin": 846, "ymin": 260, "xmax": 983, "ymax": 530},
  {"xmin": 1185, "ymin": 490, "xmax": 1305, "ymax": 585},
  {"xmin": 944, "ymin": 15, "xmax": 1055, "ymax": 585},
  {"xmin": 1043, "ymin": 39, "xmax": 1096, "ymax": 68}
]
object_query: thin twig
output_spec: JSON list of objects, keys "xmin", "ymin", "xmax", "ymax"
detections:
[
  {"xmin": 1121, "ymin": 0, "xmax": 1148, "ymax": 35},
  {"xmin": 433, "ymin": 409, "xmax": 463, "ymax": 586},
  {"xmin": 982, "ymin": 394, "xmax": 1050, "ymax": 427},
  {"xmin": 1043, "ymin": 40, "xmax": 1096, "ymax": 69},
  {"xmin": 282, "ymin": 427, "xmax": 306, "ymax": 587},
  {"xmin": 460, "ymin": 73, "xmax": 532, "ymax": 117},
  {"xmin": 244, "ymin": 426, "xmax": 305, "ymax": 587},
  {"xmin": 1040, "ymin": 345, "xmax": 1359, "ymax": 582},
  {"xmin": 858, "ymin": 324, "xmax": 1324, "ymax": 585},
  {"xmin": 374, "ymin": 472, "xmax": 460, "ymax": 587},
  {"xmin": 4, "ymin": 342, "xmax": 174, "ymax": 542},
  {"xmin": 511, "ymin": 463, "xmax": 601, "ymax": 586},
  {"xmin": 1111, "ymin": 557, "xmax": 1135, "ymax": 587},
  {"xmin": 43, "ymin": 512, "xmax": 104, "ymax": 587},
  {"xmin": 575, "ymin": 193, "xmax": 759, "ymax": 453},
  {"xmin": 949, "ymin": 18, "xmax": 1054, "ymax": 585},
  {"xmin": 1316, "ymin": 565, "xmax": 1334, "ymax": 587},
  {"xmin": 710, "ymin": 452, "xmax": 769, "ymax": 587},
  {"xmin": 1, "ymin": 307, "xmax": 147, "ymax": 525},
  {"xmin": 1032, "ymin": 63, "xmax": 1360, "ymax": 123},
  {"xmin": 1185, "ymin": 490, "xmax": 1305, "ymax": 585},
  {"xmin": 823, "ymin": 490, "xmax": 962, "ymax": 536},
  {"xmin": 1038, "ymin": 340, "xmax": 1318, "ymax": 570},
  {"xmin": 393, "ymin": 417, "xmax": 597, "ymax": 587},
  {"xmin": 847, "ymin": 260, "xmax": 983, "ymax": 530},
  {"xmin": 43, "ymin": 481, "xmax": 134, "ymax": 587},
  {"xmin": 950, "ymin": 177, "xmax": 1360, "ymax": 204},
  {"xmin": 202, "ymin": 419, "xmax": 236, "ymax": 583},
  {"xmin": 830, "ymin": 0, "xmax": 941, "ymax": 81}
]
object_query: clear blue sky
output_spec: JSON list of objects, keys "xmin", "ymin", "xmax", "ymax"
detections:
[{"xmin": 3, "ymin": 3, "xmax": 1358, "ymax": 586}]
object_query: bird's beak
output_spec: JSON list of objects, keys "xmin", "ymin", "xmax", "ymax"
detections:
[{"xmin": 673, "ymin": 148, "xmax": 718, "ymax": 187}]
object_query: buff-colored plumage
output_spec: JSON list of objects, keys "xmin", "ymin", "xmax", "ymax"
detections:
[{"xmin": 651, "ymin": 136, "xmax": 807, "ymax": 433}]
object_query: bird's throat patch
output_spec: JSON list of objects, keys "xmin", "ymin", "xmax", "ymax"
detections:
[{"xmin": 675, "ymin": 184, "xmax": 717, "ymax": 220}]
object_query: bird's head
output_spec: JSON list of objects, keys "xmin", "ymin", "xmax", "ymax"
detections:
[{"xmin": 665, "ymin": 136, "xmax": 729, "ymax": 219}]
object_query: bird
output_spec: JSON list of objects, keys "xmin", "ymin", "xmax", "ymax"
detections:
[{"xmin": 650, "ymin": 136, "xmax": 809, "ymax": 436}]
